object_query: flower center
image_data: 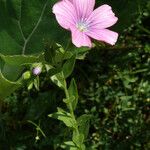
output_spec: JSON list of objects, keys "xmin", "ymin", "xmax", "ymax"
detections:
[{"xmin": 77, "ymin": 21, "xmax": 88, "ymax": 32}]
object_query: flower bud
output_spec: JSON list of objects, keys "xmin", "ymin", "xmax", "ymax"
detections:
[
  {"xmin": 32, "ymin": 66, "xmax": 42, "ymax": 76},
  {"xmin": 22, "ymin": 71, "xmax": 31, "ymax": 80}
]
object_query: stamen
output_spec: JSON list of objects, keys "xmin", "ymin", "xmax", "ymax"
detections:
[{"xmin": 76, "ymin": 19, "xmax": 88, "ymax": 32}]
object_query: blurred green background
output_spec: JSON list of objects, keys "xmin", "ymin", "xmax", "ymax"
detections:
[{"xmin": 0, "ymin": 0, "xmax": 150, "ymax": 150}]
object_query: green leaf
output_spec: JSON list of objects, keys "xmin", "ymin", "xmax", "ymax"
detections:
[
  {"xmin": 48, "ymin": 107, "xmax": 76, "ymax": 128},
  {"xmin": 68, "ymin": 79, "xmax": 78, "ymax": 110},
  {"xmin": 77, "ymin": 115, "xmax": 91, "ymax": 139},
  {"xmin": 33, "ymin": 77, "xmax": 40, "ymax": 91},
  {"xmin": 0, "ymin": 71, "xmax": 21, "ymax": 100},
  {"xmin": 1, "ymin": 63, "xmax": 23, "ymax": 81},
  {"xmin": 27, "ymin": 81, "xmax": 33, "ymax": 91},
  {"xmin": 61, "ymin": 141, "xmax": 77, "ymax": 150},
  {"xmin": 47, "ymin": 67, "xmax": 62, "ymax": 77},
  {"xmin": 72, "ymin": 130, "xmax": 84, "ymax": 148},
  {"xmin": 63, "ymin": 96, "xmax": 75, "ymax": 104},
  {"xmin": 0, "ymin": 0, "xmax": 73, "ymax": 55},
  {"xmin": 0, "ymin": 54, "xmax": 44, "ymax": 66},
  {"xmin": 50, "ymin": 71, "xmax": 65, "ymax": 89},
  {"xmin": 44, "ymin": 42, "xmax": 57, "ymax": 64},
  {"xmin": 44, "ymin": 43, "xmax": 73, "ymax": 65},
  {"xmin": 62, "ymin": 55, "xmax": 76, "ymax": 78}
]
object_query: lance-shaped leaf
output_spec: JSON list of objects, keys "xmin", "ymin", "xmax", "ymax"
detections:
[
  {"xmin": 50, "ymin": 71, "xmax": 66, "ymax": 89},
  {"xmin": 62, "ymin": 55, "xmax": 76, "ymax": 78},
  {"xmin": 68, "ymin": 78, "xmax": 78, "ymax": 110},
  {"xmin": 77, "ymin": 114, "xmax": 92, "ymax": 139}
]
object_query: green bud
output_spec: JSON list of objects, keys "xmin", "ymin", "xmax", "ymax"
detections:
[{"xmin": 22, "ymin": 71, "xmax": 31, "ymax": 80}]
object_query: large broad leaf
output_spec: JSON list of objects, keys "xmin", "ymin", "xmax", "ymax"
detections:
[
  {"xmin": 0, "ymin": 0, "xmax": 71, "ymax": 56},
  {"xmin": 0, "ymin": 0, "xmax": 76, "ymax": 99}
]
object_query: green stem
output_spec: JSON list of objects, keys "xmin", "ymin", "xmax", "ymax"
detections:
[
  {"xmin": 65, "ymin": 88, "xmax": 74, "ymax": 118},
  {"xmin": 28, "ymin": 120, "xmax": 46, "ymax": 138},
  {"xmin": 64, "ymin": 80, "xmax": 81, "ymax": 149},
  {"xmin": 137, "ymin": 25, "xmax": 150, "ymax": 35},
  {"xmin": 64, "ymin": 81, "xmax": 78, "ymax": 129}
]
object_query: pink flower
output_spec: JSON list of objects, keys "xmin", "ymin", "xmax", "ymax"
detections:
[{"xmin": 53, "ymin": 0, "xmax": 118, "ymax": 47}]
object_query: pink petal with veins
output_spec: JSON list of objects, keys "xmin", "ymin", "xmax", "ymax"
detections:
[
  {"xmin": 87, "ymin": 4, "xmax": 118, "ymax": 29},
  {"xmin": 73, "ymin": 0, "xmax": 95, "ymax": 19},
  {"xmin": 52, "ymin": 0, "xmax": 77, "ymax": 30},
  {"xmin": 71, "ymin": 27, "xmax": 92, "ymax": 47},
  {"xmin": 86, "ymin": 28, "xmax": 118, "ymax": 45}
]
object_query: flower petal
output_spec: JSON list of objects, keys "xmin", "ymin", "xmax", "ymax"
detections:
[
  {"xmin": 71, "ymin": 27, "xmax": 92, "ymax": 47},
  {"xmin": 86, "ymin": 29, "xmax": 118, "ymax": 45},
  {"xmin": 87, "ymin": 4, "xmax": 118, "ymax": 29},
  {"xmin": 52, "ymin": 0, "xmax": 77, "ymax": 30},
  {"xmin": 73, "ymin": 0, "xmax": 95, "ymax": 19}
]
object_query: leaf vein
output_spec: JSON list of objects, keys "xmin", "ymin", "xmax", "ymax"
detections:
[{"xmin": 22, "ymin": 1, "xmax": 48, "ymax": 55}]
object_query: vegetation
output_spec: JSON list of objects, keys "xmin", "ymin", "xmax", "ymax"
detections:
[{"xmin": 0, "ymin": 0, "xmax": 149, "ymax": 149}]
